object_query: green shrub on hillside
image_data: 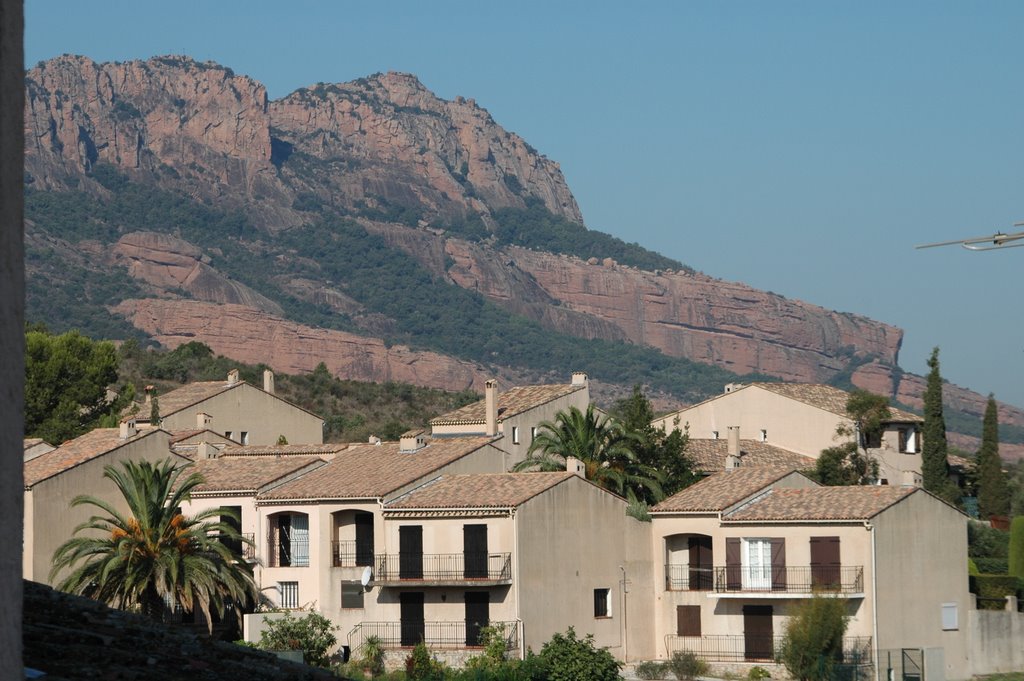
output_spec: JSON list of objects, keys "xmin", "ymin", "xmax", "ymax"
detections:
[{"xmin": 1009, "ymin": 516, "xmax": 1024, "ymax": 579}]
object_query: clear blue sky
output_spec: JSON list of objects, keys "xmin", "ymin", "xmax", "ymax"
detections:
[{"xmin": 26, "ymin": 1, "xmax": 1024, "ymax": 407}]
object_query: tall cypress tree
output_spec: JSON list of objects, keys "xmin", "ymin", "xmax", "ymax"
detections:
[
  {"xmin": 921, "ymin": 347, "xmax": 959, "ymax": 503},
  {"xmin": 976, "ymin": 394, "xmax": 1009, "ymax": 518}
]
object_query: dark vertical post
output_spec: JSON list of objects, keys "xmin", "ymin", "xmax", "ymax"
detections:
[{"xmin": 0, "ymin": 0, "xmax": 24, "ymax": 677}]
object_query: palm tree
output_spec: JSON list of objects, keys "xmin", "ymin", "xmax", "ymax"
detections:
[
  {"xmin": 51, "ymin": 458, "xmax": 257, "ymax": 630},
  {"xmin": 513, "ymin": 404, "xmax": 664, "ymax": 501}
]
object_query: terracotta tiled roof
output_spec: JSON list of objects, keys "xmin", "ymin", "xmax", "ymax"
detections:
[
  {"xmin": 386, "ymin": 472, "xmax": 577, "ymax": 510},
  {"xmin": 188, "ymin": 456, "xmax": 326, "ymax": 494},
  {"xmin": 686, "ymin": 439, "xmax": 814, "ymax": 474},
  {"xmin": 148, "ymin": 381, "xmax": 238, "ymax": 418},
  {"xmin": 651, "ymin": 466, "xmax": 802, "ymax": 513},
  {"xmin": 948, "ymin": 453, "xmax": 974, "ymax": 469},
  {"xmin": 24, "ymin": 428, "xmax": 169, "ymax": 488},
  {"xmin": 724, "ymin": 485, "xmax": 916, "ymax": 521},
  {"xmin": 258, "ymin": 437, "xmax": 497, "ymax": 501},
  {"xmin": 430, "ymin": 384, "xmax": 585, "ymax": 426},
  {"xmin": 751, "ymin": 383, "xmax": 922, "ymax": 423},
  {"xmin": 220, "ymin": 443, "xmax": 350, "ymax": 457}
]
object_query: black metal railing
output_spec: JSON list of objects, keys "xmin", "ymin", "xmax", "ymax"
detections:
[
  {"xmin": 352, "ymin": 621, "xmax": 519, "ymax": 650},
  {"xmin": 265, "ymin": 536, "xmax": 310, "ymax": 567},
  {"xmin": 712, "ymin": 565, "xmax": 864, "ymax": 594},
  {"xmin": 217, "ymin": 532, "xmax": 256, "ymax": 561},
  {"xmin": 665, "ymin": 564, "xmax": 714, "ymax": 591},
  {"xmin": 374, "ymin": 553, "xmax": 512, "ymax": 582},
  {"xmin": 666, "ymin": 635, "xmax": 873, "ymax": 664}
]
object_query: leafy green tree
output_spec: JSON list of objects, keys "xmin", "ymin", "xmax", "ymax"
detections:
[
  {"xmin": 536, "ymin": 627, "xmax": 621, "ymax": 681},
  {"xmin": 51, "ymin": 459, "xmax": 257, "ymax": 630},
  {"xmin": 610, "ymin": 385, "xmax": 697, "ymax": 502},
  {"xmin": 777, "ymin": 595, "xmax": 850, "ymax": 681},
  {"xmin": 149, "ymin": 392, "xmax": 160, "ymax": 427},
  {"xmin": 256, "ymin": 610, "xmax": 338, "ymax": 668},
  {"xmin": 977, "ymin": 395, "xmax": 1009, "ymax": 519},
  {"xmin": 24, "ymin": 328, "xmax": 124, "ymax": 443},
  {"xmin": 513, "ymin": 404, "xmax": 663, "ymax": 501},
  {"xmin": 1009, "ymin": 517, "xmax": 1024, "ymax": 580},
  {"xmin": 812, "ymin": 389, "xmax": 887, "ymax": 486},
  {"xmin": 921, "ymin": 348, "xmax": 960, "ymax": 503}
]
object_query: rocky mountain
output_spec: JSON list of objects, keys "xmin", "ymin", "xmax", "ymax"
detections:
[{"xmin": 22, "ymin": 55, "xmax": 1024, "ymax": 457}]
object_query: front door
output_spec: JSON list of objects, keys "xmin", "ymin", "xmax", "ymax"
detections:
[
  {"xmin": 743, "ymin": 605, "xmax": 774, "ymax": 661},
  {"xmin": 399, "ymin": 526, "xmax": 423, "ymax": 579},
  {"xmin": 464, "ymin": 524, "xmax": 489, "ymax": 579},
  {"xmin": 465, "ymin": 592, "xmax": 490, "ymax": 646},
  {"xmin": 400, "ymin": 592, "xmax": 425, "ymax": 646}
]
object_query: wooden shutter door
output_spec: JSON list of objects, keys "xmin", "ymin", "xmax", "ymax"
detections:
[
  {"xmin": 810, "ymin": 536, "xmax": 841, "ymax": 589},
  {"xmin": 465, "ymin": 592, "xmax": 490, "ymax": 646},
  {"xmin": 399, "ymin": 526, "xmax": 424, "ymax": 579},
  {"xmin": 743, "ymin": 605, "xmax": 774, "ymax": 661},
  {"xmin": 770, "ymin": 538, "xmax": 786, "ymax": 591},
  {"xmin": 400, "ymin": 592, "xmax": 425, "ymax": 646},
  {"xmin": 463, "ymin": 524, "xmax": 489, "ymax": 578},
  {"xmin": 355, "ymin": 512, "xmax": 374, "ymax": 567},
  {"xmin": 676, "ymin": 605, "xmax": 701, "ymax": 636},
  {"xmin": 726, "ymin": 538, "xmax": 741, "ymax": 590},
  {"xmin": 688, "ymin": 535, "xmax": 713, "ymax": 591}
]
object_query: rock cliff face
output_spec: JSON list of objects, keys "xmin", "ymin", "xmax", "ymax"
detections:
[{"xmin": 113, "ymin": 299, "xmax": 487, "ymax": 392}]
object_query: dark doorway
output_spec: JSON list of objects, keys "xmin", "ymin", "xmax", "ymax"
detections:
[
  {"xmin": 743, "ymin": 605, "xmax": 774, "ymax": 661},
  {"xmin": 688, "ymin": 535, "xmax": 713, "ymax": 590},
  {"xmin": 399, "ymin": 526, "xmax": 423, "ymax": 579},
  {"xmin": 400, "ymin": 592, "xmax": 425, "ymax": 646},
  {"xmin": 464, "ymin": 525, "xmax": 489, "ymax": 579},
  {"xmin": 355, "ymin": 512, "xmax": 374, "ymax": 567},
  {"xmin": 465, "ymin": 592, "xmax": 490, "ymax": 646},
  {"xmin": 810, "ymin": 536, "xmax": 841, "ymax": 589},
  {"xmin": 221, "ymin": 505, "xmax": 242, "ymax": 556},
  {"xmin": 278, "ymin": 514, "xmax": 292, "ymax": 567}
]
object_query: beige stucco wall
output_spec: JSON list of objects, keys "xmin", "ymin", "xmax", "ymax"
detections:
[
  {"xmin": 871, "ymin": 427, "xmax": 923, "ymax": 486},
  {"xmin": 498, "ymin": 387, "xmax": 590, "ymax": 469},
  {"xmin": 24, "ymin": 430, "xmax": 181, "ymax": 584},
  {"xmin": 515, "ymin": 475, "xmax": 636, "ymax": 658},
  {"xmin": 967, "ymin": 602, "xmax": 1024, "ymax": 675},
  {"xmin": 872, "ymin": 491, "xmax": 970, "ymax": 681},
  {"xmin": 160, "ymin": 383, "xmax": 323, "ymax": 445}
]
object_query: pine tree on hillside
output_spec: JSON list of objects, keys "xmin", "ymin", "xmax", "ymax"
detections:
[
  {"xmin": 921, "ymin": 348, "xmax": 960, "ymax": 504},
  {"xmin": 977, "ymin": 395, "xmax": 1009, "ymax": 519}
]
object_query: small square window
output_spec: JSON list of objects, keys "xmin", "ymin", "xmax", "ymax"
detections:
[
  {"xmin": 712, "ymin": 431, "xmax": 719, "ymax": 440},
  {"xmin": 594, "ymin": 588, "xmax": 611, "ymax": 618},
  {"xmin": 530, "ymin": 427, "xmax": 537, "ymax": 442},
  {"xmin": 241, "ymin": 431, "xmax": 250, "ymax": 445},
  {"xmin": 279, "ymin": 581, "xmax": 299, "ymax": 609},
  {"xmin": 225, "ymin": 431, "xmax": 233, "ymax": 440},
  {"xmin": 512, "ymin": 426, "xmax": 520, "ymax": 445},
  {"xmin": 760, "ymin": 429, "xmax": 767, "ymax": 442},
  {"xmin": 342, "ymin": 581, "xmax": 364, "ymax": 609},
  {"xmin": 941, "ymin": 602, "xmax": 958, "ymax": 631}
]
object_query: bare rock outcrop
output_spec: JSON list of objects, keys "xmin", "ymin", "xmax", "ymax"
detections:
[
  {"xmin": 113, "ymin": 299, "xmax": 486, "ymax": 392},
  {"xmin": 112, "ymin": 231, "xmax": 283, "ymax": 314},
  {"xmin": 446, "ymin": 241, "xmax": 903, "ymax": 382}
]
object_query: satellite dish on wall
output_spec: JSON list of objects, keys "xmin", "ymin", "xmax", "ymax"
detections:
[{"xmin": 360, "ymin": 566, "xmax": 374, "ymax": 590}]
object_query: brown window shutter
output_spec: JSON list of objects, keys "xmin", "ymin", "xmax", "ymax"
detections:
[
  {"xmin": 688, "ymin": 535, "xmax": 713, "ymax": 591},
  {"xmin": 770, "ymin": 538, "xmax": 786, "ymax": 591},
  {"xmin": 810, "ymin": 536, "xmax": 841, "ymax": 589},
  {"xmin": 726, "ymin": 538, "xmax": 741, "ymax": 590},
  {"xmin": 677, "ymin": 605, "xmax": 701, "ymax": 636}
]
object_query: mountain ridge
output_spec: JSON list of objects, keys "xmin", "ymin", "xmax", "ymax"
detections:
[{"xmin": 22, "ymin": 54, "xmax": 1024, "ymax": 458}]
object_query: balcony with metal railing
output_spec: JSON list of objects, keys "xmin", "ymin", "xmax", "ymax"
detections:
[
  {"xmin": 265, "ymin": 537, "xmax": 310, "ymax": 568},
  {"xmin": 331, "ymin": 540, "xmax": 374, "ymax": 568},
  {"xmin": 665, "ymin": 564, "xmax": 714, "ymax": 591},
  {"xmin": 711, "ymin": 565, "xmax": 865, "ymax": 597},
  {"xmin": 373, "ymin": 552, "xmax": 512, "ymax": 586},
  {"xmin": 350, "ymin": 620, "xmax": 519, "ymax": 651},
  {"xmin": 666, "ymin": 634, "xmax": 873, "ymax": 664}
]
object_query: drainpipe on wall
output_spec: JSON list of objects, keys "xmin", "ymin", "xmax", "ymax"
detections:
[
  {"xmin": 513, "ymin": 508, "xmax": 524, "ymax": 661},
  {"xmin": 868, "ymin": 520, "xmax": 880, "ymax": 681},
  {"xmin": 620, "ymin": 565, "xmax": 628, "ymax": 661}
]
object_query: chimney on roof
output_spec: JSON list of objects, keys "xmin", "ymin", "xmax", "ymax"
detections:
[
  {"xmin": 400, "ymin": 431, "xmax": 426, "ymax": 453},
  {"xmin": 144, "ymin": 385, "xmax": 154, "ymax": 405},
  {"xmin": 227, "ymin": 369, "xmax": 240, "ymax": 386},
  {"xmin": 725, "ymin": 426, "xmax": 741, "ymax": 470},
  {"xmin": 485, "ymin": 379, "xmax": 499, "ymax": 437},
  {"xmin": 120, "ymin": 418, "xmax": 137, "ymax": 440},
  {"xmin": 196, "ymin": 412, "xmax": 212, "ymax": 429},
  {"xmin": 368, "ymin": 435, "xmax": 381, "ymax": 445},
  {"xmin": 197, "ymin": 441, "xmax": 217, "ymax": 460},
  {"xmin": 571, "ymin": 371, "xmax": 588, "ymax": 387},
  {"xmin": 263, "ymin": 369, "xmax": 275, "ymax": 394},
  {"xmin": 724, "ymin": 383, "xmax": 743, "ymax": 394},
  {"xmin": 566, "ymin": 456, "xmax": 586, "ymax": 478}
]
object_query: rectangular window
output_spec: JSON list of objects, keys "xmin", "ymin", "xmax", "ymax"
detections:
[
  {"xmin": 512, "ymin": 426, "xmax": 520, "ymax": 445},
  {"xmin": 341, "ymin": 581, "xmax": 364, "ymax": 609},
  {"xmin": 941, "ymin": 603, "xmax": 958, "ymax": 631},
  {"xmin": 593, "ymin": 588, "xmax": 611, "ymax": 618},
  {"xmin": 241, "ymin": 431, "xmax": 250, "ymax": 445},
  {"xmin": 225, "ymin": 431, "xmax": 233, "ymax": 440},
  {"xmin": 759, "ymin": 429, "xmax": 767, "ymax": 442},
  {"xmin": 677, "ymin": 605, "xmax": 700, "ymax": 636},
  {"xmin": 279, "ymin": 581, "xmax": 299, "ymax": 609},
  {"xmin": 530, "ymin": 426, "xmax": 537, "ymax": 442}
]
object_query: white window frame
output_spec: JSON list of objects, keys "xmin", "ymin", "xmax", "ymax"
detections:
[
  {"xmin": 512, "ymin": 426, "xmax": 520, "ymax": 445},
  {"xmin": 743, "ymin": 538, "xmax": 772, "ymax": 590},
  {"xmin": 594, "ymin": 587, "xmax": 612, "ymax": 618},
  {"xmin": 279, "ymin": 581, "xmax": 299, "ymax": 609},
  {"xmin": 241, "ymin": 431, "xmax": 250, "ymax": 445},
  {"xmin": 941, "ymin": 602, "xmax": 958, "ymax": 631}
]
